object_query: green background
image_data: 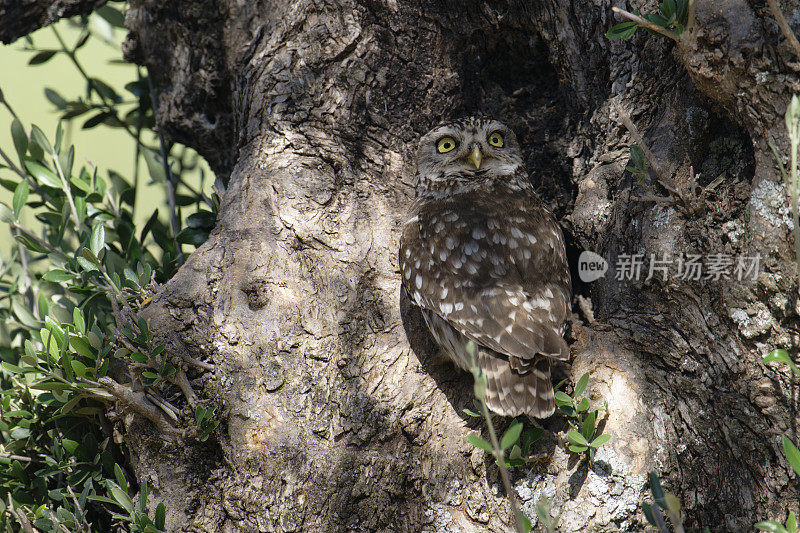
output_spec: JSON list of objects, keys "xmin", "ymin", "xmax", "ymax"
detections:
[{"xmin": 0, "ymin": 15, "xmax": 213, "ymax": 257}]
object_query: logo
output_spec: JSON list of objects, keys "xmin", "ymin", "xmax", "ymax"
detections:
[{"xmin": 578, "ymin": 251, "xmax": 608, "ymax": 283}]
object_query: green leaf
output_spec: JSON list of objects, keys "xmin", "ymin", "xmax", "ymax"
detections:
[
  {"xmin": 96, "ymin": 5, "xmax": 126, "ymax": 27},
  {"xmin": 144, "ymin": 148, "xmax": 167, "ymax": 182},
  {"xmin": 12, "ymin": 299, "xmax": 41, "ymax": 328},
  {"xmin": 462, "ymin": 408, "xmax": 481, "ymax": 417},
  {"xmin": 467, "ymin": 434, "xmax": 494, "ymax": 453},
  {"xmin": 12, "ymin": 180, "xmax": 28, "ymax": 219},
  {"xmin": 582, "ymin": 410, "xmax": 597, "ymax": 442},
  {"xmin": 30, "ymin": 124, "xmax": 53, "ymax": 154},
  {"xmin": 519, "ymin": 510, "xmax": 532, "ymax": 533},
  {"xmin": 664, "ymin": 492, "xmax": 681, "ymax": 516},
  {"xmin": 574, "ymin": 372, "xmax": 589, "ymax": 397},
  {"xmin": 566, "ymin": 430, "xmax": 589, "ymax": 447},
  {"xmin": 90, "ymin": 222, "xmax": 105, "ymax": 257},
  {"xmin": 73, "ymin": 308, "xmax": 86, "ymax": 334},
  {"xmin": 755, "ymin": 521, "xmax": 789, "ymax": 533},
  {"xmin": 762, "ymin": 349, "xmax": 800, "ymax": 376},
  {"xmin": 155, "ymin": 502, "xmax": 166, "ymax": 529},
  {"xmin": 24, "ymin": 160, "xmax": 61, "ymax": 188},
  {"xmin": 590, "ymin": 434, "xmax": 611, "ymax": 447},
  {"xmin": 642, "ymin": 502, "xmax": 656, "ymax": 526},
  {"xmin": 782, "ymin": 435, "xmax": 800, "ymax": 477},
  {"xmin": 568, "ymin": 444, "xmax": 588, "ymax": 453},
  {"xmin": 576, "ymin": 397, "xmax": 590, "ymax": 412},
  {"xmin": 114, "ymin": 463, "xmax": 128, "ymax": 492},
  {"xmin": 643, "ymin": 13, "xmax": 669, "ymax": 27},
  {"xmin": 28, "ymin": 50, "xmax": 57, "ymax": 65},
  {"xmin": 130, "ymin": 352, "xmax": 149, "ymax": 363},
  {"xmin": 82, "ymin": 247, "xmax": 100, "ymax": 265},
  {"xmin": 605, "ymin": 21, "xmax": 639, "ymax": 40},
  {"xmin": 59, "ymin": 145, "xmax": 75, "ymax": 182},
  {"xmin": 630, "ymin": 144, "xmax": 645, "ymax": 172},
  {"xmin": 11, "ymin": 119, "xmax": 28, "ymax": 159},
  {"xmin": 787, "ymin": 512, "xmax": 797, "ymax": 533},
  {"xmin": 648, "ymin": 472, "xmax": 666, "ymax": 507},
  {"xmin": 82, "ymin": 111, "xmax": 116, "ymax": 130},
  {"xmin": 554, "ymin": 391, "xmax": 573, "ymax": 405},
  {"xmin": 108, "ymin": 483, "xmax": 133, "ymax": 514},
  {"xmin": 77, "ymin": 256, "xmax": 99, "ymax": 272},
  {"xmin": 44, "ymin": 88, "xmax": 67, "ymax": 109},
  {"xmin": 660, "ymin": 0, "xmax": 677, "ymax": 20},
  {"xmin": 187, "ymin": 210, "xmax": 217, "ymax": 229},
  {"xmin": 501, "ymin": 422, "xmax": 523, "ymax": 450},
  {"xmin": 176, "ymin": 227, "xmax": 209, "ymax": 246},
  {"xmin": 69, "ymin": 336, "xmax": 94, "ymax": 358}
]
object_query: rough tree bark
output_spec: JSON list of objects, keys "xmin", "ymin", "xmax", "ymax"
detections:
[{"xmin": 6, "ymin": 0, "xmax": 800, "ymax": 530}]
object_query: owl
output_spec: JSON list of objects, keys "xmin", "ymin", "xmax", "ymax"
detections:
[{"xmin": 399, "ymin": 117, "xmax": 571, "ymax": 418}]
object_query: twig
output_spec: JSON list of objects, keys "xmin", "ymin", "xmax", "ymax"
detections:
[
  {"xmin": 466, "ymin": 342, "xmax": 525, "ymax": 533},
  {"xmin": 9, "ymin": 222, "xmax": 67, "ymax": 258},
  {"xmin": 478, "ymin": 399, "xmax": 525, "ymax": 533},
  {"xmin": 179, "ymin": 353, "xmax": 216, "ymax": 372},
  {"xmin": 613, "ymin": 101, "xmax": 686, "ymax": 204},
  {"xmin": 146, "ymin": 74, "xmax": 184, "ymax": 267},
  {"xmin": 767, "ymin": 0, "xmax": 800, "ymax": 60},
  {"xmin": 0, "ymin": 452, "xmax": 43, "ymax": 463},
  {"xmin": 83, "ymin": 376, "xmax": 181, "ymax": 435},
  {"xmin": 144, "ymin": 389, "xmax": 181, "ymax": 422},
  {"xmin": 611, "ymin": 7, "xmax": 680, "ymax": 42},
  {"xmin": 66, "ymin": 485, "xmax": 91, "ymax": 533},
  {"xmin": 6, "ymin": 494, "xmax": 37, "ymax": 533},
  {"xmin": 51, "ymin": 26, "xmax": 141, "ymax": 142},
  {"xmin": 686, "ymin": 0, "xmax": 696, "ymax": 37},
  {"xmin": 172, "ymin": 369, "xmax": 200, "ymax": 407}
]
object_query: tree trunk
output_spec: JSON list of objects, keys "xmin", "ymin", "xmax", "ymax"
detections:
[{"xmin": 116, "ymin": 0, "xmax": 800, "ymax": 530}]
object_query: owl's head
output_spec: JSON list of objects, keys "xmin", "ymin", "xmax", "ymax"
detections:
[{"xmin": 415, "ymin": 117, "xmax": 524, "ymax": 196}]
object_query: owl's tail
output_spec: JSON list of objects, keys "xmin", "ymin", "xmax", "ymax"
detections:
[{"xmin": 480, "ymin": 351, "xmax": 555, "ymax": 418}]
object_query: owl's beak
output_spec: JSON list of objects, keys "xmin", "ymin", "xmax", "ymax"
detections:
[{"xmin": 468, "ymin": 145, "xmax": 483, "ymax": 169}]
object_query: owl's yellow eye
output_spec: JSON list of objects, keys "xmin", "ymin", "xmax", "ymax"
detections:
[
  {"xmin": 437, "ymin": 137, "xmax": 457, "ymax": 153},
  {"xmin": 488, "ymin": 131, "xmax": 504, "ymax": 148}
]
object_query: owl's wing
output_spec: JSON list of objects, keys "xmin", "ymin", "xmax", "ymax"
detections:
[{"xmin": 399, "ymin": 192, "xmax": 571, "ymax": 365}]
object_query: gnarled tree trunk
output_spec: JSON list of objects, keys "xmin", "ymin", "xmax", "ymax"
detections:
[{"xmin": 10, "ymin": 0, "xmax": 796, "ymax": 530}]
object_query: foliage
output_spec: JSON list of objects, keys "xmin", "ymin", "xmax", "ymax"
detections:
[
  {"xmin": 463, "ymin": 341, "xmax": 530, "ymax": 533},
  {"xmin": 0, "ymin": 6, "xmax": 218, "ymax": 530},
  {"xmin": 606, "ymin": 0, "xmax": 690, "ymax": 41},
  {"xmin": 554, "ymin": 372, "xmax": 610, "ymax": 461},
  {"xmin": 626, "ymin": 144, "xmax": 646, "ymax": 183},
  {"xmin": 463, "ymin": 404, "xmax": 544, "ymax": 469},
  {"xmin": 757, "ymin": 350, "xmax": 800, "ymax": 533},
  {"xmin": 641, "ymin": 472, "xmax": 688, "ymax": 533},
  {"xmin": 755, "ymin": 95, "xmax": 800, "ymax": 532}
]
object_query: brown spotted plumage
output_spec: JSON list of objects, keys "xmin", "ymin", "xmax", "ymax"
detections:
[{"xmin": 400, "ymin": 117, "xmax": 571, "ymax": 418}]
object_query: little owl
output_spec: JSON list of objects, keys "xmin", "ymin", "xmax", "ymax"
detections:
[{"xmin": 399, "ymin": 117, "xmax": 571, "ymax": 418}]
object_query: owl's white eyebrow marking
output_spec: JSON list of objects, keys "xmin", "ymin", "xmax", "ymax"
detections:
[{"xmin": 405, "ymin": 215, "xmax": 419, "ymax": 225}]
